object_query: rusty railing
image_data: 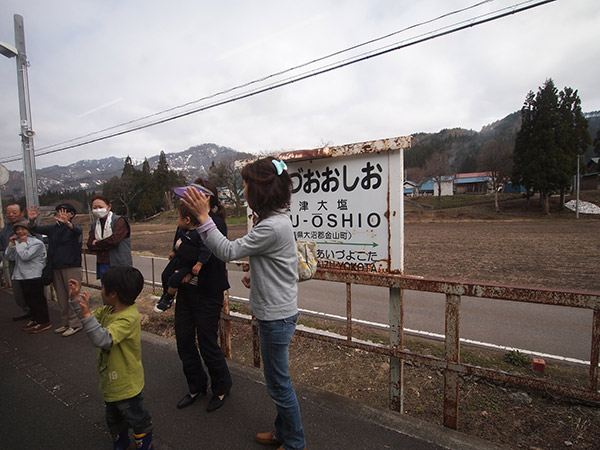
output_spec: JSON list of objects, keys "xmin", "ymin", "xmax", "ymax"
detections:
[{"xmin": 80, "ymin": 251, "xmax": 600, "ymax": 430}]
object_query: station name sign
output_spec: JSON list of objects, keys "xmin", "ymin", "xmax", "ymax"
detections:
[{"xmin": 283, "ymin": 137, "xmax": 410, "ymax": 274}]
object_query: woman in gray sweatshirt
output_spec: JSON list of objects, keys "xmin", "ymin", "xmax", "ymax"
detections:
[{"xmin": 184, "ymin": 158, "xmax": 306, "ymax": 450}]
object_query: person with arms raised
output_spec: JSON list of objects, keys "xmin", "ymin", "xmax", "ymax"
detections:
[
  {"xmin": 28, "ymin": 203, "xmax": 83, "ymax": 337},
  {"xmin": 183, "ymin": 159, "xmax": 306, "ymax": 450}
]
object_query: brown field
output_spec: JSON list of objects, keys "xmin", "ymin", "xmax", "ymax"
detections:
[{"xmin": 124, "ymin": 217, "xmax": 600, "ymax": 292}]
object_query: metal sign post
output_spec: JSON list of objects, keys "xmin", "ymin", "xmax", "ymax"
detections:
[{"xmin": 281, "ymin": 136, "xmax": 410, "ymax": 412}]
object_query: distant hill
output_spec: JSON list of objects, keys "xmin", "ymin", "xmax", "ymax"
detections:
[
  {"xmin": 406, "ymin": 111, "xmax": 600, "ymax": 175},
  {"xmin": 406, "ymin": 112, "xmax": 521, "ymax": 173},
  {"xmin": 3, "ymin": 111, "xmax": 599, "ymax": 198},
  {"xmin": 2, "ymin": 143, "xmax": 252, "ymax": 198}
]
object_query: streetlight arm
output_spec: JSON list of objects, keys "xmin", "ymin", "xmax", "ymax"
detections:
[{"xmin": 0, "ymin": 41, "xmax": 18, "ymax": 58}]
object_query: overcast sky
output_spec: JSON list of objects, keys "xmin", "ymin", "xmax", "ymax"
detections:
[{"xmin": 0, "ymin": 0, "xmax": 598, "ymax": 170}]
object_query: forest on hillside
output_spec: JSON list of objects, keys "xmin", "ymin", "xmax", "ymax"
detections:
[{"xmin": 405, "ymin": 109, "xmax": 600, "ymax": 183}]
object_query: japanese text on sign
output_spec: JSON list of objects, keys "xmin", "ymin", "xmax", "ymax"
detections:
[{"xmin": 288, "ymin": 153, "xmax": 389, "ymax": 272}]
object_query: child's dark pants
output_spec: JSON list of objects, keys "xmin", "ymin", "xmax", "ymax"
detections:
[{"xmin": 105, "ymin": 392, "xmax": 152, "ymax": 435}]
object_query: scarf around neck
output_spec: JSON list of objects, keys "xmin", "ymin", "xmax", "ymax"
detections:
[{"xmin": 95, "ymin": 211, "xmax": 114, "ymax": 241}]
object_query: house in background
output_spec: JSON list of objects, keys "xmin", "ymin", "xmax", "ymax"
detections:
[
  {"xmin": 502, "ymin": 182, "xmax": 527, "ymax": 194},
  {"xmin": 454, "ymin": 172, "xmax": 493, "ymax": 194},
  {"xmin": 413, "ymin": 172, "xmax": 530, "ymax": 197},
  {"xmin": 582, "ymin": 157, "xmax": 599, "ymax": 190},
  {"xmin": 418, "ymin": 176, "xmax": 454, "ymax": 196},
  {"xmin": 404, "ymin": 180, "xmax": 418, "ymax": 196}
]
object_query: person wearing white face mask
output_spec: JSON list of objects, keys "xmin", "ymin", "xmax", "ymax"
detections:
[{"xmin": 87, "ymin": 195, "xmax": 132, "ymax": 281}]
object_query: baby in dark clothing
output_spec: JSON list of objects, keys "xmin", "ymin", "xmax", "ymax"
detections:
[{"xmin": 154, "ymin": 203, "xmax": 211, "ymax": 313}]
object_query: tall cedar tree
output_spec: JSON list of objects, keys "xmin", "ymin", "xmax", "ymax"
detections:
[{"xmin": 513, "ymin": 79, "xmax": 590, "ymax": 214}]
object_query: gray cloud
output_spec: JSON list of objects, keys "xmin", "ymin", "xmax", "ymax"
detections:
[{"xmin": 1, "ymin": 0, "xmax": 599, "ymax": 170}]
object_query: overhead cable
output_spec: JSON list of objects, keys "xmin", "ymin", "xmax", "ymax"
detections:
[
  {"xmin": 31, "ymin": 0, "xmax": 495, "ymax": 156},
  {"xmin": 0, "ymin": 0, "xmax": 556, "ymax": 163}
]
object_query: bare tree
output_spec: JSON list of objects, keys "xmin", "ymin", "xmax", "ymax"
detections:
[
  {"xmin": 478, "ymin": 140, "xmax": 513, "ymax": 212},
  {"xmin": 208, "ymin": 156, "xmax": 245, "ymax": 210},
  {"xmin": 406, "ymin": 166, "xmax": 424, "ymax": 184},
  {"xmin": 423, "ymin": 152, "xmax": 450, "ymax": 198}
]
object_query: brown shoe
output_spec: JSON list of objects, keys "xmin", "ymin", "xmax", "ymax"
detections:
[
  {"xmin": 22, "ymin": 320, "xmax": 38, "ymax": 331},
  {"xmin": 29, "ymin": 322, "xmax": 52, "ymax": 334},
  {"xmin": 256, "ymin": 431, "xmax": 283, "ymax": 446}
]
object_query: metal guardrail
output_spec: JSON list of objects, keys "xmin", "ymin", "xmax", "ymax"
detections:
[
  {"xmin": 310, "ymin": 269, "xmax": 600, "ymax": 429},
  {"xmin": 81, "ymin": 250, "xmax": 600, "ymax": 430}
]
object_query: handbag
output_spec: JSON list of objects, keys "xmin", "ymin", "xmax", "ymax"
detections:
[{"xmin": 297, "ymin": 241, "xmax": 318, "ymax": 282}]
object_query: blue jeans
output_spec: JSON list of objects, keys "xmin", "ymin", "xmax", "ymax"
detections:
[
  {"xmin": 96, "ymin": 263, "xmax": 110, "ymax": 281},
  {"xmin": 259, "ymin": 313, "xmax": 306, "ymax": 450}
]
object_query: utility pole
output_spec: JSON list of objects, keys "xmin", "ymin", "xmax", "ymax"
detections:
[
  {"xmin": 575, "ymin": 155, "xmax": 580, "ymax": 219},
  {"xmin": 0, "ymin": 14, "xmax": 39, "ymax": 207}
]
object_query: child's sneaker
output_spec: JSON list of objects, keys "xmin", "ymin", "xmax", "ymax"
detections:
[
  {"xmin": 153, "ymin": 292, "xmax": 174, "ymax": 313},
  {"xmin": 113, "ymin": 429, "xmax": 130, "ymax": 450},
  {"xmin": 134, "ymin": 432, "xmax": 154, "ymax": 450}
]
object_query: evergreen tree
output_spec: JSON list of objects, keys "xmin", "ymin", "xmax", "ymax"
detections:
[
  {"xmin": 141, "ymin": 158, "xmax": 151, "ymax": 178},
  {"xmin": 102, "ymin": 176, "xmax": 127, "ymax": 216},
  {"xmin": 154, "ymin": 151, "xmax": 170, "ymax": 187},
  {"xmin": 151, "ymin": 151, "xmax": 185, "ymax": 213},
  {"xmin": 136, "ymin": 192, "xmax": 156, "ymax": 220},
  {"xmin": 122, "ymin": 155, "xmax": 136, "ymax": 178},
  {"xmin": 513, "ymin": 79, "xmax": 589, "ymax": 214},
  {"xmin": 556, "ymin": 87, "xmax": 591, "ymax": 206}
]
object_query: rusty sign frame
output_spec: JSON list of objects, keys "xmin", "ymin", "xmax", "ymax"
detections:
[{"xmin": 279, "ymin": 137, "xmax": 409, "ymax": 274}]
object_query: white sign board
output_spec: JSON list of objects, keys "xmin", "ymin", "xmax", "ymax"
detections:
[{"xmin": 287, "ymin": 150, "xmax": 403, "ymax": 273}]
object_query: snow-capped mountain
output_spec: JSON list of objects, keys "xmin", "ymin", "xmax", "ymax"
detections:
[{"xmin": 2, "ymin": 143, "xmax": 252, "ymax": 198}]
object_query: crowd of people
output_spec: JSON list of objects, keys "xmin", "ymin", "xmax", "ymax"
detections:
[{"xmin": 1, "ymin": 158, "xmax": 307, "ymax": 450}]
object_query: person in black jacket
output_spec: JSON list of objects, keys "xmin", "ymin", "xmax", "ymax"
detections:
[
  {"xmin": 28, "ymin": 203, "xmax": 83, "ymax": 337},
  {"xmin": 173, "ymin": 178, "xmax": 232, "ymax": 413}
]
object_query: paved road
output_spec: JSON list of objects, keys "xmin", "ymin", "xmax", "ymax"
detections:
[
  {"xmin": 0, "ymin": 289, "xmax": 502, "ymax": 450},
  {"xmin": 127, "ymin": 254, "xmax": 592, "ymax": 362}
]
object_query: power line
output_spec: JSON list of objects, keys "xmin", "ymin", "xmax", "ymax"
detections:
[
  {"xmin": 31, "ymin": 0, "xmax": 495, "ymax": 156},
  {"xmin": 0, "ymin": 0, "xmax": 556, "ymax": 163}
]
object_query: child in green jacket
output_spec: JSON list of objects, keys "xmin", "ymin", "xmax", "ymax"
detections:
[{"xmin": 69, "ymin": 266, "xmax": 153, "ymax": 450}]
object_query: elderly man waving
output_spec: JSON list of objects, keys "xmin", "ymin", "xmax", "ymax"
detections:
[{"xmin": 28, "ymin": 203, "xmax": 83, "ymax": 337}]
